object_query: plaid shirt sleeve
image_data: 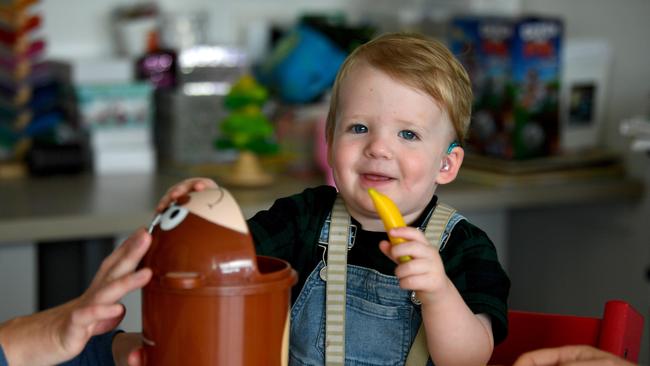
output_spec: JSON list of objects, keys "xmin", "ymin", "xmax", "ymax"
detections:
[
  {"xmin": 247, "ymin": 185, "xmax": 337, "ymax": 302},
  {"xmin": 442, "ymin": 219, "xmax": 511, "ymax": 344}
]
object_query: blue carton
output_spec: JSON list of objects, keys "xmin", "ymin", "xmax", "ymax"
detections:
[
  {"xmin": 75, "ymin": 82, "xmax": 153, "ymax": 130},
  {"xmin": 450, "ymin": 16, "xmax": 563, "ymax": 159}
]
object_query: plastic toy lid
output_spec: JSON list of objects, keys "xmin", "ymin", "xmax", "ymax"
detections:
[{"xmin": 143, "ymin": 187, "xmax": 259, "ymax": 287}]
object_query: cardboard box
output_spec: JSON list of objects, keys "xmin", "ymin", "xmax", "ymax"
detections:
[
  {"xmin": 450, "ymin": 16, "xmax": 563, "ymax": 159},
  {"xmin": 75, "ymin": 83, "xmax": 156, "ymax": 174}
]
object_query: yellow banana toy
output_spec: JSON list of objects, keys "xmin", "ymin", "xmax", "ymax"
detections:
[{"xmin": 367, "ymin": 188, "xmax": 411, "ymax": 262}]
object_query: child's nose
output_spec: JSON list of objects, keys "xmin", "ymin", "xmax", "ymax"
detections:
[{"xmin": 364, "ymin": 134, "xmax": 393, "ymax": 159}]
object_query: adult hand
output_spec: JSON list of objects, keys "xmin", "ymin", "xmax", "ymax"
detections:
[
  {"xmin": 0, "ymin": 228, "xmax": 152, "ymax": 366},
  {"xmin": 513, "ymin": 345, "xmax": 636, "ymax": 366}
]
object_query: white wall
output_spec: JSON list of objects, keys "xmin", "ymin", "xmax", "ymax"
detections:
[
  {"xmin": 515, "ymin": 2, "xmax": 650, "ymax": 364},
  {"xmin": 507, "ymin": 166, "xmax": 650, "ymax": 364},
  {"xmin": 42, "ymin": 0, "xmax": 649, "ymax": 154},
  {"xmin": 0, "ymin": 243, "xmax": 36, "ymax": 321},
  {"xmin": 42, "ymin": 0, "xmax": 352, "ymax": 59},
  {"xmin": 522, "ymin": 0, "xmax": 650, "ymax": 174}
]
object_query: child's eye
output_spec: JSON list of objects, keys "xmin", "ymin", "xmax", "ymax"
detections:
[
  {"xmin": 349, "ymin": 124, "xmax": 368, "ymax": 134},
  {"xmin": 398, "ymin": 130, "xmax": 419, "ymax": 141}
]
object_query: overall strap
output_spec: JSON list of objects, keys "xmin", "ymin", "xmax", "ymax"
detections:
[
  {"xmin": 423, "ymin": 203, "xmax": 456, "ymax": 250},
  {"xmin": 405, "ymin": 202, "xmax": 457, "ymax": 366},
  {"xmin": 324, "ymin": 196, "xmax": 350, "ymax": 365},
  {"xmin": 323, "ymin": 196, "xmax": 458, "ymax": 366}
]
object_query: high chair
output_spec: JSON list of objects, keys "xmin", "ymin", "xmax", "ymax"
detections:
[{"xmin": 489, "ymin": 300, "xmax": 644, "ymax": 365}]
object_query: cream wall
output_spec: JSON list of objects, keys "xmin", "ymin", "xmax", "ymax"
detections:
[
  {"xmin": 42, "ymin": 0, "xmax": 351, "ymax": 58},
  {"xmin": 521, "ymin": 0, "xmax": 650, "ymax": 173},
  {"xmin": 515, "ymin": 2, "xmax": 649, "ymax": 364},
  {"xmin": 42, "ymin": 0, "xmax": 649, "ymax": 156}
]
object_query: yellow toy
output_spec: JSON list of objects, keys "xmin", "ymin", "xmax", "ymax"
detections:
[{"xmin": 367, "ymin": 188, "xmax": 411, "ymax": 262}]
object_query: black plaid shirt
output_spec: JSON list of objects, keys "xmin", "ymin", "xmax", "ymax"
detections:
[{"xmin": 247, "ymin": 185, "xmax": 510, "ymax": 344}]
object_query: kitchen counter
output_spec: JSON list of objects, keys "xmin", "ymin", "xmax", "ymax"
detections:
[{"xmin": 0, "ymin": 172, "xmax": 644, "ymax": 243}]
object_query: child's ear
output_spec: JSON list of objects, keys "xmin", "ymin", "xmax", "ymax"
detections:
[{"xmin": 435, "ymin": 146, "xmax": 464, "ymax": 185}]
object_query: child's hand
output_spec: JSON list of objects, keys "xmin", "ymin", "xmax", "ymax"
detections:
[
  {"xmin": 112, "ymin": 332, "xmax": 145, "ymax": 366},
  {"xmin": 0, "ymin": 228, "xmax": 152, "ymax": 366},
  {"xmin": 378, "ymin": 227, "xmax": 450, "ymax": 304},
  {"xmin": 382, "ymin": 227, "xmax": 496, "ymax": 365},
  {"xmin": 156, "ymin": 177, "xmax": 218, "ymax": 212}
]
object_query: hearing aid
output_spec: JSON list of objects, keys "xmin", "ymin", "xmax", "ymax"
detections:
[
  {"xmin": 441, "ymin": 159, "xmax": 450, "ymax": 171},
  {"xmin": 441, "ymin": 141, "xmax": 460, "ymax": 172},
  {"xmin": 446, "ymin": 141, "xmax": 460, "ymax": 154}
]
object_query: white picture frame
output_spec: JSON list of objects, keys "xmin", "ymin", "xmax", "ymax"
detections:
[{"xmin": 560, "ymin": 39, "xmax": 612, "ymax": 151}]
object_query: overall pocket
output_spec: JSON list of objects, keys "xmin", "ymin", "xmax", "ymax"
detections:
[{"xmin": 316, "ymin": 293, "xmax": 413, "ymax": 366}]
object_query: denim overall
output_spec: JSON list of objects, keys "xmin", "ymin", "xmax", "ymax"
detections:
[{"xmin": 288, "ymin": 197, "xmax": 465, "ymax": 366}]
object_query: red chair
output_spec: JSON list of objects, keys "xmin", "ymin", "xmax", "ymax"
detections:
[{"xmin": 489, "ymin": 300, "xmax": 644, "ymax": 365}]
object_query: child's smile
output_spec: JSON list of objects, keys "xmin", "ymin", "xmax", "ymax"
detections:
[{"xmin": 359, "ymin": 172, "xmax": 396, "ymax": 185}]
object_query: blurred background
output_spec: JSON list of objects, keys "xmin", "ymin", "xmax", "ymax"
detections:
[{"xmin": 0, "ymin": 0, "xmax": 648, "ymax": 363}]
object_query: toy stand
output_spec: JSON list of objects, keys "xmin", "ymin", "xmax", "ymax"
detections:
[{"xmin": 223, "ymin": 150, "xmax": 273, "ymax": 187}]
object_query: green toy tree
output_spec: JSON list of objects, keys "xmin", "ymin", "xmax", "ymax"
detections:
[{"xmin": 216, "ymin": 75, "xmax": 278, "ymax": 186}]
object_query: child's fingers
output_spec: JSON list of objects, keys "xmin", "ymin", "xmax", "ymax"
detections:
[
  {"xmin": 380, "ymin": 238, "xmax": 434, "ymax": 264},
  {"xmin": 389, "ymin": 240, "xmax": 437, "ymax": 262},
  {"xmin": 378, "ymin": 240, "xmax": 400, "ymax": 264},
  {"xmin": 112, "ymin": 333, "xmax": 144, "ymax": 366},
  {"xmin": 378, "ymin": 240, "xmax": 391, "ymax": 254},
  {"xmin": 156, "ymin": 184, "xmax": 189, "ymax": 212},
  {"xmin": 187, "ymin": 179, "xmax": 218, "ymax": 195},
  {"xmin": 156, "ymin": 178, "xmax": 218, "ymax": 212},
  {"xmin": 393, "ymin": 258, "xmax": 438, "ymax": 284},
  {"xmin": 191, "ymin": 180, "xmax": 207, "ymax": 191},
  {"xmin": 127, "ymin": 347, "xmax": 145, "ymax": 366},
  {"xmin": 388, "ymin": 227, "xmax": 426, "ymax": 242},
  {"xmin": 156, "ymin": 187, "xmax": 183, "ymax": 212}
]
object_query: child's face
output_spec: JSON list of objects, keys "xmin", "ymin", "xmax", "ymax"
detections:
[{"xmin": 329, "ymin": 63, "xmax": 454, "ymax": 228}]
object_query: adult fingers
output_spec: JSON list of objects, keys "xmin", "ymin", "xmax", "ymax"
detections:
[
  {"xmin": 513, "ymin": 346, "xmax": 615, "ymax": 366},
  {"xmin": 92, "ymin": 228, "xmax": 149, "ymax": 282},
  {"xmin": 560, "ymin": 361, "xmax": 622, "ymax": 366},
  {"xmin": 91, "ymin": 268, "xmax": 152, "ymax": 305},
  {"xmin": 103, "ymin": 229, "xmax": 151, "ymax": 282},
  {"xmin": 63, "ymin": 303, "xmax": 125, "ymax": 345},
  {"xmin": 70, "ymin": 303, "xmax": 124, "ymax": 328}
]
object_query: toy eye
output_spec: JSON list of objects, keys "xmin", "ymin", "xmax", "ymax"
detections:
[
  {"xmin": 148, "ymin": 214, "xmax": 162, "ymax": 234},
  {"xmin": 159, "ymin": 205, "xmax": 189, "ymax": 231}
]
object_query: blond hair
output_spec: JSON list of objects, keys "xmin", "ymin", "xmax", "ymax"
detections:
[{"xmin": 325, "ymin": 32, "xmax": 473, "ymax": 146}]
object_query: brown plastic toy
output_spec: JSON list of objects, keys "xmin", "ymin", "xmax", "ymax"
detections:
[{"xmin": 141, "ymin": 187, "xmax": 297, "ymax": 365}]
